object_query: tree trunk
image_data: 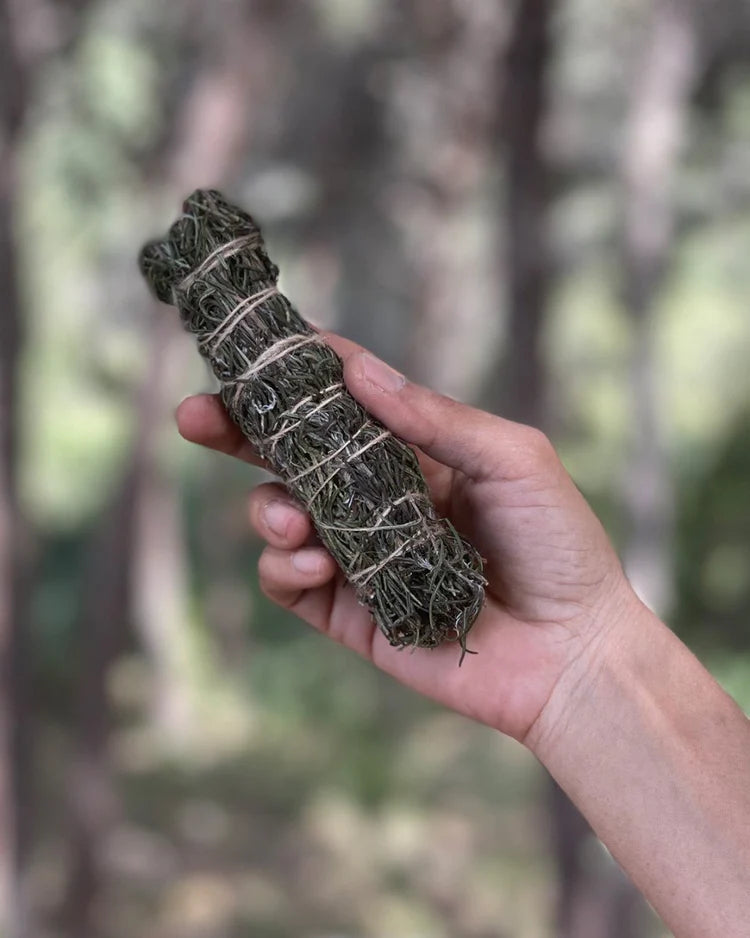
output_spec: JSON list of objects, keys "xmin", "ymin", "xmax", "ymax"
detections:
[
  {"xmin": 61, "ymin": 443, "xmax": 142, "ymax": 938},
  {"xmin": 390, "ymin": 0, "xmax": 509, "ymax": 400},
  {"xmin": 549, "ymin": 779, "xmax": 648, "ymax": 938},
  {"xmin": 500, "ymin": 0, "xmax": 553, "ymax": 429},
  {"xmin": 0, "ymin": 1, "xmax": 31, "ymax": 933},
  {"xmin": 130, "ymin": 318, "xmax": 195, "ymax": 741},
  {"xmin": 620, "ymin": 0, "xmax": 698, "ymax": 617},
  {"xmin": 61, "ymin": 297, "xmax": 182, "ymax": 936}
]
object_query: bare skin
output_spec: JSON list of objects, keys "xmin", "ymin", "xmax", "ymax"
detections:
[{"xmin": 176, "ymin": 332, "xmax": 750, "ymax": 938}]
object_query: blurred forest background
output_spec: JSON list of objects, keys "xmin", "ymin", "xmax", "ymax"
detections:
[{"xmin": 1, "ymin": 0, "xmax": 750, "ymax": 936}]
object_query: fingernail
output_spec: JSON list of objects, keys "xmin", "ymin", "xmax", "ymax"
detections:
[
  {"xmin": 264, "ymin": 500, "xmax": 291, "ymax": 537},
  {"xmin": 360, "ymin": 353, "xmax": 406, "ymax": 392},
  {"xmin": 292, "ymin": 550, "xmax": 324, "ymax": 574}
]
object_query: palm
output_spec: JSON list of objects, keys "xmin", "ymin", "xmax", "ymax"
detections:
[{"xmin": 293, "ymin": 443, "xmax": 615, "ymax": 742}]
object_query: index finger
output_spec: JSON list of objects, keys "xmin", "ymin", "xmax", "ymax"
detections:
[
  {"xmin": 320, "ymin": 330, "xmax": 450, "ymax": 487},
  {"xmin": 176, "ymin": 393, "xmax": 269, "ymax": 469}
]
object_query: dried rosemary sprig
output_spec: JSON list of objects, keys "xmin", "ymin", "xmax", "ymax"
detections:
[{"xmin": 139, "ymin": 189, "xmax": 485, "ymax": 657}]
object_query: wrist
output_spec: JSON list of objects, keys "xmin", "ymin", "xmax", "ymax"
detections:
[
  {"xmin": 523, "ymin": 576, "xmax": 656, "ymax": 762},
  {"xmin": 521, "ymin": 577, "xmax": 750, "ymax": 938}
]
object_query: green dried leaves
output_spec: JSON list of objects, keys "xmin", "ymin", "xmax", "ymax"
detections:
[{"xmin": 139, "ymin": 189, "xmax": 485, "ymax": 658}]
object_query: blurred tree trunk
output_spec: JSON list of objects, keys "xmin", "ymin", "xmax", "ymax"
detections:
[
  {"xmin": 61, "ymin": 325, "xmax": 163, "ymax": 937},
  {"xmin": 500, "ymin": 0, "xmax": 552, "ymax": 429},
  {"xmin": 3, "ymin": 3, "xmax": 96, "ymax": 932},
  {"xmin": 549, "ymin": 780, "xmax": 647, "ymax": 938},
  {"xmin": 620, "ymin": 0, "xmax": 698, "ymax": 617},
  {"xmin": 392, "ymin": 0, "xmax": 509, "ymax": 401},
  {"xmin": 130, "ymin": 326, "xmax": 194, "ymax": 739},
  {"xmin": 0, "ymin": 2, "xmax": 31, "ymax": 934},
  {"xmin": 498, "ymin": 2, "xmax": 649, "ymax": 935},
  {"xmin": 61, "ymin": 513, "xmax": 126, "ymax": 937}
]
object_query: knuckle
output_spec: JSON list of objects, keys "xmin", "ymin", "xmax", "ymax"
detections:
[
  {"xmin": 258, "ymin": 577, "xmax": 274, "ymax": 601},
  {"xmin": 257, "ymin": 548, "xmax": 277, "ymax": 583},
  {"xmin": 418, "ymin": 389, "xmax": 462, "ymax": 448},
  {"xmin": 521, "ymin": 426, "xmax": 555, "ymax": 462},
  {"xmin": 259, "ymin": 578, "xmax": 285, "ymax": 608}
]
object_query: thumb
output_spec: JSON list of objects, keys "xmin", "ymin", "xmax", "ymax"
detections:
[{"xmin": 343, "ymin": 350, "xmax": 542, "ymax": 480}]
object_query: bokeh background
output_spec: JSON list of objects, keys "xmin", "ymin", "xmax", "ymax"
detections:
[{"xmin": 2, "ymin": 0, "xmax": 750, "ymax": 936}]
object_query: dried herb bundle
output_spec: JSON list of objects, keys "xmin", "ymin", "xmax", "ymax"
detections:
[{"xmin": 139, "ymin": 189, "xmax": 485, "ymax": 657}]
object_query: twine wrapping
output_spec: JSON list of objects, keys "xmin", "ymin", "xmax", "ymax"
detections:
[{"xmin": 139, "ymin": 190, "xmax": 486, "ymax": 658}]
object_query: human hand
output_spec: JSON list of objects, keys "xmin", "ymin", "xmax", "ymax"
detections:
[{"xmin": 176, "ymin": 333, "xmax": 637, "ymax": 745}]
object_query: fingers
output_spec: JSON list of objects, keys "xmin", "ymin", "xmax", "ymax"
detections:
[
  {"xmin": 248, "ymin": 482, "xmax": 312, "ymax": 549},
  {"xmin": 248, "ymin": 480, "xmax": 377, "ymax": 656},
  {"xmin": 175, "ymin": 393, "xmax": 267, "ymax": 468},
  {"xmin": 257, "ymin": 545, "xmax": 338, "ymax": 609},
  {"xmin": 319, "ymin": 331, "xmax": 456, "ymax": 493},
  {"xmin": 318, "ymin": 330, "xmax": 365, "ymax": 361},
  {"xmin": 248, "ymin": 481, "xmax": 338, "ymax": 619},
  {"xmin": 342, "ymin": 349, "xmax": 555, "ymax": 482}
]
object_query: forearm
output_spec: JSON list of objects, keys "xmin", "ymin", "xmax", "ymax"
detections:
[{"xmin": 528, "ymin": 593, "xmax": 750, "ymax": 938}]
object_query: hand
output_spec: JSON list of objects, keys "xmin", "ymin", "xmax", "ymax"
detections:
[{"xmin": 176, "ymin": 333, "xmax": 637, "ymax": 744}]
